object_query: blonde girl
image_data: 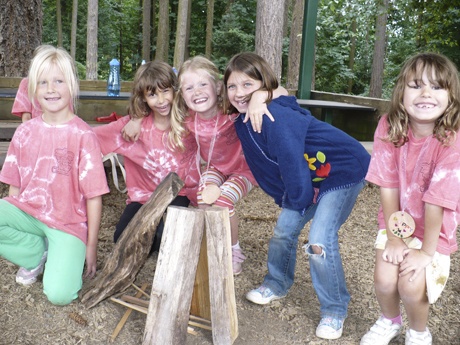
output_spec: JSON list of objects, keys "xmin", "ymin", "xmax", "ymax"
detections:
[{"xmin": 0, "ymin": 45, "xmax": 109, "ymax": 305}]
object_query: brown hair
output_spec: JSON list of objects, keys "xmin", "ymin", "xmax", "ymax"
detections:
[
  {"xmin": 129, "ymin": 61, "xmax": 177, "ymax": 119},
  {"xmin": 386, "ymin": 52, "xmax": 460, "ymax": 146},
  {"xmin": 223, "ymin": 52, "xmax": 278, "ymax": 114}
]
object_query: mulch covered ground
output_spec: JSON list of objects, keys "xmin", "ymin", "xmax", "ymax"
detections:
[{"xmin": 0, "ymin": 173, "xmax": 459, "ymax": 345}]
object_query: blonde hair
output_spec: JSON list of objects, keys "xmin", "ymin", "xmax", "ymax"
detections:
[
  {"xmin": 28, "ymin": 45, "xmax": 79, "ymax": 113},
  {"xmin": 386, "ymin": 52, "xmax": 460, "ymax": 146},
  {"xmin": 171, "ymin": 56, "xmax": 223, "ymax": 149},
  {"xmin": 223, "ymin": 52, "xmax": 278, "ymax": 115}
]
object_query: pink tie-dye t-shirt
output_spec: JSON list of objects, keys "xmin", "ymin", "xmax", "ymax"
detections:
[
  {"xmin": 11, "ymin": 78, "xmax": 42, "ymax": 119},
  {"xmin": 0, "ymin": 116, "xmax": 110, "ymax": 244},
  {"xmin": 185, "ymin": 112, "xmax": 256, "ymax": 185},
  {"xmin": 93, "ymin": 115, "xmax": 200, "ymax": 205},
  {"xmin": 366, "ymin": 115, "xmax": 460, "ymax": 255}
]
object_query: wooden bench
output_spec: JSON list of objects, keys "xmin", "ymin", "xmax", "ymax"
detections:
[
  {"xmin": 0, "ymin": 88, "xmax": 130, "ymax": 123},
  {"xmin": 297, "ymin": 99, "xmax": 376, "ymax": 124}
]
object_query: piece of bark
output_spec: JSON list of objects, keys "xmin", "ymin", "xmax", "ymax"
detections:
[{"xmin": 79, "ymin": 172, "xmax": 184, "ymax": 308}]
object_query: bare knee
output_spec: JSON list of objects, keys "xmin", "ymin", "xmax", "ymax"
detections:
[
  {"xmin": 311, "ymin": 245, "xmax": 322, "ymax": 255},
  {"xmin": 304, "ymin": 243, "xmax": 325, "ymax": 257}
]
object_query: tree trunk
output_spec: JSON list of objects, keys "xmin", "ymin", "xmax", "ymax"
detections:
[
  {"xmin": 173, "ymin": 0, "xmax": 191, "ymax": 69},
  {"xmin": 143, "ymin": 0, "xmax": 152, "ymax": 61},
  {"xmin": 347, "ymin": 18, "xmax": 357, "ymax": 94},
  {"xmin": 369, "ymin": 0, "xmax": 389, "ymax": 98},
  {"xmin": 86, "ymin": 0, "xmax": 98, "ymax": 80},
  {"xmin": 255, "ymin": 0, "xmax": 286, "ymax": 81},
  {"xmin": 70, "ymin": 0, "xmax": 78, "ymax": 60},
  {"xmin": 156, "ymin": 0, "xmax": 170, "ymax": 62},
  {"xmin": 205, "ymin": 0, "xmax": 215, "ymax": 59},
  {"xmin": 56, "ymin": 0, "xmax": 63, "ymax": 47},
  {"xmin": 286, "ymin": 0, "xmax": 304, "ymax": 90},
  {"xmin": 0, "ymin": 0, "xmax": 42, "ymax": 77},
  {"xmin": 150, "ymin": 0, "xmax": 157, "ymax": 62}
]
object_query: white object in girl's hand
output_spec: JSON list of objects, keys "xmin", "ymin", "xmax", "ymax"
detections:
[
  {"xmin": 201, "ymin": 185, "xmax": 221, "ymax": 204},
  {"xmin": 388, "ymin": 211, "xmax": 415, "ymax": 238}
]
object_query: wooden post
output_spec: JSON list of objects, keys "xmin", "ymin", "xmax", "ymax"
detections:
[
  {"xmin": 205, "ymin": 207, "xmax": 238, "ymax": 344},
  {"xmin": 80, "ymin": 172, "xmax": 184, "ymax": 308},
  {"xmin": 142, "ymin": 206, "xmax": 205, "ymax": 345}
]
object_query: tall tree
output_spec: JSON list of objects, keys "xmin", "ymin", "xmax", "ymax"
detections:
[
  {"xmin": 255, "ymin": 0, "xmax": 286, "ymax": 80},
  {"xmin": 70, "ymin": 0, "xmax": 78, "ymax": 60},
  {"xmin": 0, "ymin": 0, "xmax": 42, "ymax": 77},
  {"xmin": 142, "ymin": 0, "xmax": 152, "ymax": 61},
  {"xmin": 86, "ymin": 0, "xmax": 98, "ymax": 80},
  {"xmin": 155, "ymin": 0, "xmax": 170, "ymax": 62},
  {"xmin": 205, "ymin": 0, "xmax": 215, "ymax": 58},
  {"xmin": 173, "ymin": 0, "xmax": 191, "ymax": 68},
  {"xmin": 369, "ymin": 0, "xmax": 389, "ymax": 98},
  {"xmin": 56, "ymin": 0, "xmax": 63, "ymax": 46},
  {"xmin": 286, "ymin": 0, "xmax": 304, "ymax": 90}
]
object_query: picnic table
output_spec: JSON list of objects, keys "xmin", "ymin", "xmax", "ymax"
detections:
[{"xmin": 297, "ymin": 99, "xmax": 376, "ymax": 124}]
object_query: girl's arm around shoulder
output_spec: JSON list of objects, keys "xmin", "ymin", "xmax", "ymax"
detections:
[
  {"xmin": 122, "ymin": 116, "xmax": 143, "ymax": 142},
  {"xmin": 244, "ymin": 86, "xmax": 289, "ymax": 133},
  {"xmin": 84, "ymin": 195, "xmax": 102, "ymax": 279}
]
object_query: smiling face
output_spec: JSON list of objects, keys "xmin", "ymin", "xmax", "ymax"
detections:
[
  {"xmin": 403, "ymin": 67, "xmax": 449, "ymax": 136},
  {"xmin": 35, "ymin": 63, "xmax": 72, "ymax": 116},
  {"xmin": 226, "ymin": 71, "xmax": 263, "ymax": 114},
  {"xmin": 143, "ymin": 87, "xmax": 174, "ymax": 118},
  {"xmin": 179, "ymin": 69, "xmax": 220, "ymax": 119}
]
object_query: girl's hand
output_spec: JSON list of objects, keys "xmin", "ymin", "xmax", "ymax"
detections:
[
  {"xmin": 122, "ymin": 117, "xmax": 143, "ymax": 142},
  {"xmin": 399, "ymin": 248, "xmax": 433, "ymax": 282},
  {"xmin": 382, "ymin": 237, "xmax": 407, "ymax": 264},
  {"xmin": 244, "ymin": 90, "xmax": 274, "ymax": 133},
  {"xmin": 84, "ymin": 244, "xmax": 97, "ymax": 279}
]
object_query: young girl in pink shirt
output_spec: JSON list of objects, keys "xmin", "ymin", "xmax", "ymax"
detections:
[
  {"xmin": 94, "ymin": 61, "xmax": 200, "ymax": 252},
  {"xmin": 362, "ymin": 53, "xmax": 460, "ymax": 345},
  {"xmin": 172, "ymin": 56, "xmax": 256, "ymax": 275},
  {"xmin": 0, "ymin": 45, "xmax": 109, "ymax": 305}
]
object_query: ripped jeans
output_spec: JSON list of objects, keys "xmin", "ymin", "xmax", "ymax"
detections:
[{"xmin": 262, "ymin": 181, "xmax": 365, "ymax": 319}]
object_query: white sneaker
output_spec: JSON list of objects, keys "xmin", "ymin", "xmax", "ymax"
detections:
[
  {"xmin": 316, "ymin": 317, "xmax": 344, "ymax": 340},
  {"xmin": 16, "ymin": 251, "xmax": 48, "ymax": 286},
  {"xmin": 246, "ymin": 285, "xmax": 285, "ymax": 305},
  {"xmin": 405, "ymin": 328, "xmax": 432, "ymax": 345},
  {"xmin": 360, "ymin": 316, "xmax": 402, "ymax": 345}
]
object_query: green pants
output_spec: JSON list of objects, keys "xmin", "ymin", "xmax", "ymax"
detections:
[{"xmin": 0, "ymin": 200, "xmax": 86, "ymax": 305}]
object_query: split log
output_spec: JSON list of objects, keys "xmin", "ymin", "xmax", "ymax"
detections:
[
  {"xmin": 189, "ymin": 231, "xmax": 211, "ymax": 320},
  {"xmin": 205, "ymin": 207, "xmax": 238, "ymax": 344},
  {"xmin": 79, "ymin": 172, "xmax": 184, "ymax": 308},
  {"xmin": 142, "ymin": 206, "xmax": 205, "ymax": 345}
]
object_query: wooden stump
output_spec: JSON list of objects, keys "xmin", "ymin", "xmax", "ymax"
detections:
[
  {"xmin": 205, "ymin": 207, "xmax": 238, "ymax": 345},
  {"xmin": 79, "ymin": 172, "xmax": 184, "ymax": 308},
  {"xmin": 142, "ymin": 206, "xmax": 205, "ymax": 345}
]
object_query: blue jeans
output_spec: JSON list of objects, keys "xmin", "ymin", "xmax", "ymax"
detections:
[{"xmin": 262, "ymin": 181, "xmax": 365, "ymax": 320}]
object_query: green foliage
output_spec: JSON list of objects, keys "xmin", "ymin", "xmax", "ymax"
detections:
[
  {"xmin": 40, "ymin": 0, "xmax": 459, "ymax": 99},
  {"xmin": 211, "ymin": 0, "xmax": 257, "ymax": 72}
]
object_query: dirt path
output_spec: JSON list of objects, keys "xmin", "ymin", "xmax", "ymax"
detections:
[{"xmin": 0, "ymin": 179, "xmax": 459, "ymax": 345}]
